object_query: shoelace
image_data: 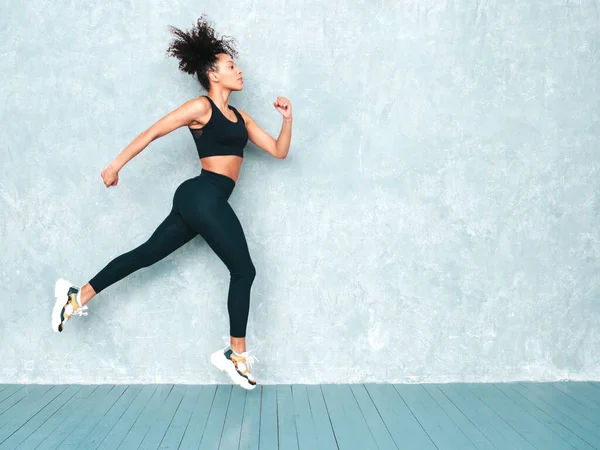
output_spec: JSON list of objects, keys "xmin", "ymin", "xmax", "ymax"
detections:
[
  {"xmin": 221, "ymin": 339, "xmax": 259, "ymax": 369},
  {"xmin": 241, "ymin": 351, "xmax": 259, "ymax": 369},
  {"xmin": 73, "ymin": 306, "xmax": 89, "ymax": 317},
  {"xmin": 66, "ymin": 304, "xmax": 89, "ymax": 318}
]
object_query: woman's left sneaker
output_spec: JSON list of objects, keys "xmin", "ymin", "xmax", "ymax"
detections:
[
  {"xmin": 52, "ymin": 278, "xmax": 88, "ymax": 333},
  {"xmin": 210, "ymin": 346, "xmax": 258, "ymax": 390}
]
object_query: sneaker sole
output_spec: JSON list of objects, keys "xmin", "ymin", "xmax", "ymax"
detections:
[
  {"xmin": 52, "ymin": 278, "xmax": 72, "ymax": 333},
  {"xmin": 210, "ymin": 350, "xmax": 256, "ymax": 390}
]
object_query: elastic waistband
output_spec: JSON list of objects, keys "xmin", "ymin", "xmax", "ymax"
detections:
[{"xmin": 199, "ymin": 168, "xmax": 236, "ymax": 192}]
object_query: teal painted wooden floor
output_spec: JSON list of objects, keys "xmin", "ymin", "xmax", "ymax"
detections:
[{"xmin": 0, "ymin": 382, "xmax": 599, "ymax": 449}]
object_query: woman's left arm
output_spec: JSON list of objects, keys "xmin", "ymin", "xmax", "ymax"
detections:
[{"xmin": 239, "ymin": 96, "xmax": 293, "ymax": 159}]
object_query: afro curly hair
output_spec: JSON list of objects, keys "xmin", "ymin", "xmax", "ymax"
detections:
[{"xmin": 166, "ymin": 15, "xmax": 238, "ymax": 91}]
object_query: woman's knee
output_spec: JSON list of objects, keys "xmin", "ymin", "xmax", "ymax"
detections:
[
  {"xmin": 244, "ymin": 260, "xmax": 256, "ymax": 281},
  {"xmin": 248, "ymin": 261, "xmax": 256, "ymax": 279},
  {"xmin": 231, "ymin": 260, "xmax": 256, "ymax": 281}
]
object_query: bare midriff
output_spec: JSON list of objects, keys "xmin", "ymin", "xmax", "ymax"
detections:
[{"xmin": 199, "ymin": 155, "xmax": 243, "ymax": 183}]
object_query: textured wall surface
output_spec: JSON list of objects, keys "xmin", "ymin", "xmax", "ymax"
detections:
[{"xmin": 1, "ymin": 0, "xmax": 599, "ymax": 384}]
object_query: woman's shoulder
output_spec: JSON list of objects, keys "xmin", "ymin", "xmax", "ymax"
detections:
[
  {"xmin": 196, "ymin": 95, "xmax": 211, "ymax": 107},
  {"xmin": 184, "ymin": 96, "xmax": 212, "ymax": 118},
  {"xmin": 234, "ymin": 107, "xmax": 252, "ymax": 124},
  {"xmin": 181, "ymin": 96, "xmax": 211, "ymax": 111}
]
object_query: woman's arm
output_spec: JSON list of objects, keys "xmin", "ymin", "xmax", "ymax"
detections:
[
  {"xmin": 101, "ymin": 98, "xmax": 208, "ymax": 187},
  {"xmin": 239, "ymin": 96, "xmax": 293, "ymax": 160},
  {"xmin": 111, "ymin": 98, "xmax": 208, "ymax": 171}
]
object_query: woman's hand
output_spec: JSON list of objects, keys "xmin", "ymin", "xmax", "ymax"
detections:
[
  {"xmin": 273, "ymin": 96, "xmax": 293, "ymax": 120},
  {"xmin": 101, "ymin": 163, "xmax": 120, "ymax": 187}
]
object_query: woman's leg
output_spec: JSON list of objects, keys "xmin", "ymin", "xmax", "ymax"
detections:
[
  {"xmin": 53, "ymin": 207, "xmax": 198, "ymax": 333},
  {"xmin": 181, "ymin": 200, "xmax": 256, "ymax": 351},
  {"xmin": 171, "ymin": 171, "xmax": 258, "ymax": 389},
  {"xmin": 82, "ymin": 209, "xmax": 197, "ymax": 305},
  {"xmin": 196, "ymin": 200, "xmax": 258, "ymax": 389}
]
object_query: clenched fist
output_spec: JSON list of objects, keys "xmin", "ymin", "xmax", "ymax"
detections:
[
  {"xmin": 101, "ymin": 164, "xmax": 119, "ymax": 187},
  {"xmin": 273, "ymin": 96, "xmax": 292, "ymax": 120}
]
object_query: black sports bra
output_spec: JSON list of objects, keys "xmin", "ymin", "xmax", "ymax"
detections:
[{"xmin": 188, "ymin": 95, "xmax": 248, "ymax": 159}]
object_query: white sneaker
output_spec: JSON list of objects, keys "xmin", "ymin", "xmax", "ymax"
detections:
[
  {"xmin": 52, "ymin": 278, "xmax": 88, "ymax": 333},
  {"xmin": 211, "ymin": 346, "xmax": 258, "ymax": 390}
]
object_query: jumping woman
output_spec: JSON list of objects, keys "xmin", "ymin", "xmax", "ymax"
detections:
[{"xmin": 51, "ymin": 16, "xmax": 293, "ymax": 390}]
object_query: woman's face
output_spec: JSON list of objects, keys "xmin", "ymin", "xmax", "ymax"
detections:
[{"xmin": 214, "ymin": 53, "xmax": 244, "ymax": 91}]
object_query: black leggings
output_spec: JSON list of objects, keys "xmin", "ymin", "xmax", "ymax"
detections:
[{"xmin": 88, "ymin": 169, "xmax": 256, "ymax": 338}]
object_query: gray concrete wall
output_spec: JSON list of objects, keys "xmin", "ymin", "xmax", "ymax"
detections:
[{"xmin": 1, "ymin": 0, "xmax": 598, "ymax": 383}]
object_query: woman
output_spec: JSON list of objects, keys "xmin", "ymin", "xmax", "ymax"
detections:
[{"xmin": 51, "ymin": 16, "xmax": 293, "ymax": 390}]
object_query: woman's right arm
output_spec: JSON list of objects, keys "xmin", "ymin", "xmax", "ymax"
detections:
[{"xmin": 101, "ymin": 98, "xmax": 208, "ymax": 187}]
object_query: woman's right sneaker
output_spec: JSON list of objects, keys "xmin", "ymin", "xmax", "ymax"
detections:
[
  {"xmin": 52, "ymin": 278, "xmax": 88, "ymax": 333},
  {"xmin": 210, "ymin": 346, "xmax": 258, "ymax": 390}
]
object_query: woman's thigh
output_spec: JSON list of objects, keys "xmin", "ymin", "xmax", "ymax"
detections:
[{"xmin": 184, "ymin": 199, "xmax": 254, "ymax": 272}]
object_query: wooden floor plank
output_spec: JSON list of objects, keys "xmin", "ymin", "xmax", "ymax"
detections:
[
  {"xmin": 138, "ymin": 385, "xmax": 187, "ymax": 450},
  {"xmin": 38, "ymin": 385, "xmax": 114, "ymax": 449},
  {"xmin": 0, "ymin": 386, "xmax": 82, "ymax": 450},
  {"xmin": 365, "ymin": 384, "xmax": 437, "ymax": 449},
  {"xmin": 238, "ymin": 387, "xmax": 261, "ymax": 450},
  {"xmin": 467, "ymin": 383, "xmax": 573, "ymax": 449},
  {"xmin": 569, "ymin": 382, "xmax": 600, "ymax": 406},
  {"xmin": 0, "ymin": 386, "xmax": 33, "ymax": 416},
  {"xmin": 0, "ymin": 385, "xmax": 53, "ymax": 419},
  {"xmin": 75, "ymin": 385, "xmax": 144, "ymax": 450},
  {"xmin": 396, "ymin": 384, "xmax": 478, "ymax": 450},
  {"xmin": 0, "ymin": 385, "xmax": 61, "ymax": 443},
  {"xmin": 305, "ymin": 386, "xmax": 338, "ymax": 450},
  {"xmin": 157, "ymin": 385, "xmax": 205, "ymax": 450},
  {"xmin": 60, "ymin": 384, "xmax": 129, "ymax": 450},
  {"xmin": 218, "ymin": 387, "xmax": 247, "ymax": 450},
  {"xmin": 94, "ymin": 385, "xmax": 157, "ymax": 450},
  {"xmin": 259, "ymin": 386, "xmax": 278, "ymax": 450},
  {"xmin": 350, "ymin": 384, "xmax": 397, "ymax": 450},
  {"xmin": 0, "ymin": 386, "xmax": 24, "ymax": 404},
  {"xmin": 177, "ymin": 385, "xmax": 218, "ymax": 450},
  {"xmin": 319, "ymin": 385, "xmax": 355, "ymax": 450},
  {"xmin": 339, "ymin": 385, "xmax": 383, "ymax": 450},
  {"xmin": 276, "ymin": 385, "xmax": 300, "ymax": 450},
  {"xmin": 0, "ymin": 382, "xmax": 598, "ymax": 450},
  {"xmin": 582, "ymin": 383, "xmax": 600, "ymax": 404},
  {"xmin": 505, "ymin": 383, "xmax": 600, "ymax": 448},
  {"xmin": 115, "ymin": 385, "xmax": 173, "ymax": 450},
  {"xmin": 438, "ymin": 383, "xmax": 536, "ymax": 449},
  {"xmin": 323, "ymin": 384, "xmax": 381, "ymax": 450},
  {"xmin": 197, "ymin": 385, "xmax": 232, "ymax": 450},
  {"xmin": 15, "ymin": 385, "xmax": 99, "ymax": 449},
  {"xmin": 519, "ymin": 383, "xmax": 600, "ymax": 439},
  {"xmin": 290, "ymin": 385, "xmax": 319, "ymax": 450},
  {"xmin": 550, "ymin": 382, "xmax": 600, "ymax": 413},
  {"xmin": 421, "ymin": 384, "xmax": 496, "ymax": 450},
  {"xmin": 494, "ymin": 383, "xmax": 596, "ymax": 450}
]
